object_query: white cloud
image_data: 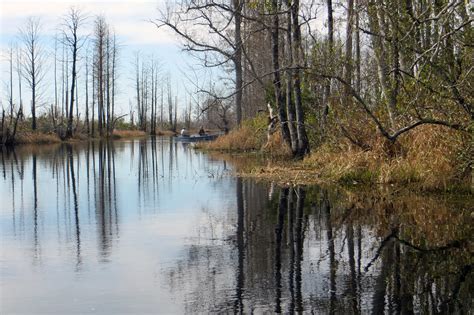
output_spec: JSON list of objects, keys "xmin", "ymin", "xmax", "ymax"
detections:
[{"xmin": 0, "ymin": 0, "xmax": 176, "ymax": 45}]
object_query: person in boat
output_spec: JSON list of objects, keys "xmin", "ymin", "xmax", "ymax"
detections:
[
  {"xmin": 198, "ymin": 126, "xmax": 206, "ymax": 136},
  {"xmin": 180, "ymin": 128, "xmax": 189, "ymax": 137}
]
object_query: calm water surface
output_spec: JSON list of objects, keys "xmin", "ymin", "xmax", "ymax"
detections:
[{"xmin": 1, "ymin": 138, "xmax": 472, "ymax": 314}]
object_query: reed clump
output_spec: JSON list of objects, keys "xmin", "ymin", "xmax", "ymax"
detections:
[
  {"xmin": 304, "ymin": 125, "xmax": 471, "ymax": 190},
  {"xmin": 202, "ymin": 114, "xmax": 268, "ymax": 152}
]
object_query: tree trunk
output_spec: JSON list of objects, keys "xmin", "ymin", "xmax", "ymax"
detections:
[
  {"xmin": 323, "ymin": 0, "xmax": 334, "ymax": 118},
  {"xmin": 65, "ymin": 49, "xmax": 69, "ymax": 124},
  {"xmin": 291, "ymin": 0, "xmax": 309, "ymax": 157},
  {"xmin": 270, "ymin": 0, "xmax": 291, "ymax": 149},
  {"xmin": 62, "ymin": 41, "xmax": 65, "ymax": 118},
  {"xmin": 9, "ymin": 47, "xmax": 13, "ymax": 125},
  {"xmin": 106, "ymin": 34, "xmax": 111, "ymax": 135},
  {"xmin": 31, "ymin": 52, "xmax": 37, "ymax": 130},
  {"xmin": 16, "ymin": 48, "xmax": 23, "ymax": 122},
  {"xmin": 92, "ymin": 63, "xmax": 95, "ymax": 136},
  {"xmin": 135, "ymin": 54, "xmax": 141, "ymax": 132},
  {"xmin": 67, "ymin": 36, "xmax": 77, "ymax": 138},
  {"xmin": 367, "ymin": 0, "xmax": 395, "ymax": 126},
  {"xmin": 54, "ymin": 37, "xmax": 58, "ymax": 115},
  {"xmin": 111, "ymin": 34, "xmax": 116, "ymax": 133},
  {"xmin": 98, "ymin": 35, "xmax": 104, "ymax": 137},
  {"xmin": 85, "ymin": 54, "xmax": 89, "ymax": 135},
  {"xmin": 285, "ymin": 0, "xmax": 298, "ymax": 154},
  {"xmin": 343, "ymin": 0, "xmax": 354, "ymax": 105},
  {"xmin": 355, "ymin": 0, "xmax": 361, "ymax": 94},
  {"xmin": 233, "ymin": 0, "xmax": 243, "ymax": 126}
]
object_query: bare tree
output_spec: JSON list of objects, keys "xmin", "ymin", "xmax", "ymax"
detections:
[
  {"xmin": 85, "ymin": 49, "xmax": 90, "ymax": 134},
  {"xmin": 154, "ymin": 0, "xmax": 244, "ymax": 125},
  {"xmin": 16, "ymin": 45, "xmax": 24, "ymax": 122},
  {"xmin": 111, "ymin": 32, "xmax": 118, "ymax": 131},
  {"xmin": 19, "ymin": 17, "xmax": 46, "ymax": 130},
  {"xmin": 134, "ymin": 52, "xmax": 141, "ymax": 130},
  {"xmin": 94, "ymin": 15, "xmax": 107, "ymax": 136},
  {"xmin": 62, "ymin": 7, "xmax": 87, "ymax": 138},
  {"xmin": 53, "ymin": 35, "xmax": 59, "ymax": 117},
  {"xmin": 1, "ymin": 44, "xmax": 21, "ymax": 145},
  {"xmin": 8, "ymin": 45, "xmax": 14, "ymax": 124}
]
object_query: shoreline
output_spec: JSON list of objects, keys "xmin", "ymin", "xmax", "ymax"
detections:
[
  {"xmin": 3, "ymin": 132, "xmax": 472, "ymax": 194},
  {"xmin": 202, "ymin": 150, "xmax": 474, "ymax": 195},
  {"xmin": 1, "ymin": 129, "xmax": 176, "ymax": 146},
  {"xmin": 195, "ymin": 118, "xmax": 473, "ymax": 194}
]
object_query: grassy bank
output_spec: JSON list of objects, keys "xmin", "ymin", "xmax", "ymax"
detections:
[
  {"xmin": 200, "ymin": 115, "xmax": 473, "ymax": 192},
  {"xmin": 111, "ymin": 130, "xmax": 148, "ymax": 139},
  {"xmin": 2, "ymin": 129, "xmax": 164, "ymax": 146}
]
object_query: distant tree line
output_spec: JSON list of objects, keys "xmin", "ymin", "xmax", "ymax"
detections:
[{"xmin": 1, "ymin": 7, "xmax": 209, "ymax": 145}]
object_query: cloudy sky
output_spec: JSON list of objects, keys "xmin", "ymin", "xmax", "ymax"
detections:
[{"xmin": 0, "ymin": 0, "xmax": 210, "ymax": 117}]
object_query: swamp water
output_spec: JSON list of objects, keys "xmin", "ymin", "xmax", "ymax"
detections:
[{"xmin": 0, "ymin": 138, "xmax": 472, "ymax": 314}]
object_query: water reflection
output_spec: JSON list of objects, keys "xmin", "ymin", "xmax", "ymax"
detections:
[
  {"xmin": 165, "ymin": 181, "xmax": 472, "ymax": 314},
  {"xmin": 1, "ymin": 141, "xmax": 472, "ymax": 314}
]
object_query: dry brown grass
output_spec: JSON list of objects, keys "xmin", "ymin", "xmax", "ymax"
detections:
[
  {"xmin": 202, "ymin": 115, "xmax": 268, "ymax": 152},
  {"xmin": 200, "ymin": 113, "xmax": 295, "ymax": 160},
  {"xmin": 199, "ymin": 113, "xmax": 471, "ymax": 190},
  {"xmin": 261, "ymin": 131, "xmax": 293, "ymax": 158},
  {"xmin": 15, "ymin": 131, "xmax": 61, "ymax": 144},
  {"xmin": 303, "ymin": 125, "xmax": 471, "ymax": 190},
  {"xmin": 380, "ymin": 125, "xmax": 465, "ymax": 189},
  {"xmin": 155, "ymin": 129, "xmax": 177, "ymax": 136},
  {"xmin": 112, "ymin": 130, "xmax": 147, "ymax": 139}
]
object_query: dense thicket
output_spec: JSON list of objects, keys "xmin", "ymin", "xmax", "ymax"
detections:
[{"xmin": 158, "ymin": 0, "xmax": 472, "ymax": 159}]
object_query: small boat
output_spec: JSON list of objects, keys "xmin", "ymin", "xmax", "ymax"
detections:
[{"xmin": 175, "ymin": 134, "xmax": 219, "ymax": 142}]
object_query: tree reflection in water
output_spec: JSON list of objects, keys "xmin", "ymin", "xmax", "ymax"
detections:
[
  {"xmin": 165, "ymin": 181, "xmax": 472, "ymax": 314},
  {"xmin": 2, "ymin": 142, "xmax": 120, "ymax": 265}
]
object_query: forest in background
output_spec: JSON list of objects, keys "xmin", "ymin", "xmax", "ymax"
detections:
[
  {"xmin": 1, "ymin": 0, "xmax": 473, "ymax": 189},
  {"xmin": 1, "ymin": 6, "xmax": 219, "ymax": 145}
]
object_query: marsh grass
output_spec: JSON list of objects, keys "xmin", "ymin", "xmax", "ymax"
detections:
[
  {"xmin": 200, "ymin": 114, "xmax": 268, "ymax": 152},
  {"xmin": 303, "ymin": 125, "xmax": 472, "ymax": 190},
  {"xmin": 204, "ymin": 118, "xmax": 472, "ymax": 191},
  {"xmin": 15, "ymin": 131, "xmax": 61, "ymax": 144},
  {"xmin": 112, "ymin": 130, "xmax": 147, "ymax": 139}
]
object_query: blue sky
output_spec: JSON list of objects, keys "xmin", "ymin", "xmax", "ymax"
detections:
[{"xmin": 0, "ymin": 0, "xmax": 219, "ymax": 119}]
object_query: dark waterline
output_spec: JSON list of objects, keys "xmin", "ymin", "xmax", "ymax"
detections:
[{"xmin": 1, "ymin": 138, "xmax": 472, "ymax": 314}]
